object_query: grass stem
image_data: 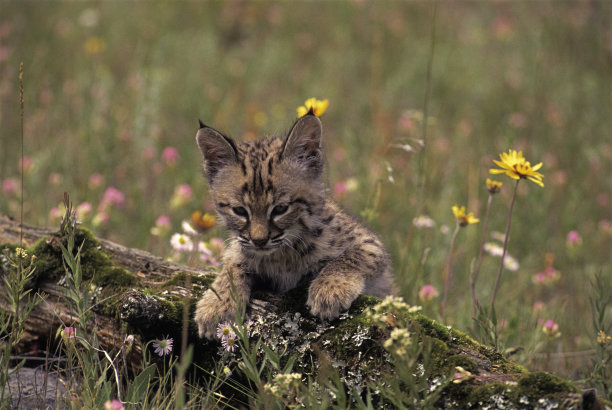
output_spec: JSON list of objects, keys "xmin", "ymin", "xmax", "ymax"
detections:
[
  {"xmin": 489, "ymin": 180, "xmax": 520, "ymax": 321},
  {"xmin": 441, "ymin": 222, "xmax": 460, "ymax": 323},
  {"xmin": 19, "ymin": 62, "xmax": 24, "ymax": 250},
  {"xmin": 472, "ymin": 193, "xmax": 493, "ymax": 322}
]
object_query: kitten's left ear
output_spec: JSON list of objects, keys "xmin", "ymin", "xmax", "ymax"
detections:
[{"xmin": 280, "ymin": 114, "xmax": 323, "ymax": 176}]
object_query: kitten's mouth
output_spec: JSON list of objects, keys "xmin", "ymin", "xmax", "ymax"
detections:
[
  {"xmin": 243, "ymin": 245, "xmax": 280, "ymax": 256},
  {"xmin": 238, "ymin": 234, "xmax": 285, "ymax": 255},
  {"xmin": 253, "ymin": 247, "xmax": 277, "ymax": 255}
]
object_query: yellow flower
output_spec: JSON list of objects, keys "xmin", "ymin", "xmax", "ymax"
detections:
[
  {"xmin": 452, "ymin": 205, "xmax": 479, "ymax": 227},
  {"xmin": 84, "ymin": 36, "xmax": 107, "ymax": 55},
  {"xmin": 296, "ymin": 98, "xmax": 329, "ymax": 118},
  {"xmin": 489, "ymin": 149, "xmax": 544, "ymax": 187},
  {"xmin": 485, "ymin": 178, "xmax": 503, "ymax": 194},
  {"xmin": 191, "ymin": 211, "xmax": 216, "ymax": 231},
  {"xmin": 597, "ymin": 330, "xmax": 612, "ymax": 345}
]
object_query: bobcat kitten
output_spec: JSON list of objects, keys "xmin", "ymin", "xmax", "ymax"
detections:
[{"xmin": 194, "ymin": 112, "xmax": 393, "ymax": 339}]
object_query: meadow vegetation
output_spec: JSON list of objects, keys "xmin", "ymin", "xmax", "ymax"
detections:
[{"xmin": 0, "ymin": 1, "xmax": 610, "ymax": 408}]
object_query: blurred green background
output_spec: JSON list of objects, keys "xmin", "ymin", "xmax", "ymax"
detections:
[{"xmin": 1, "ymin": 1, "xmax": 610, "ymax": 379}]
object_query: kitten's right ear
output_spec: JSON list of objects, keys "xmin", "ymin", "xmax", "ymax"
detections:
[{"xmin": 196, "ymin": 121, "xmax": 239, "ymax": 182}]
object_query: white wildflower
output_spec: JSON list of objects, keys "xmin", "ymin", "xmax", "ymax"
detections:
[
  {"xmin": 181, "ymin": 220, "xmax": 198, "ymax": 236},
  {"xmin": 413, "ymin": 215, "xmax": 436, "ymax": 229},
  {"xmin": 170, "ymin": 233, "xmax": 193, "ymax": 252}
]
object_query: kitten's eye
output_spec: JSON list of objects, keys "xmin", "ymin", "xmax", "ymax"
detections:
[
  {"xmin": 232, "ymin": 206, "xmax": 249, "ymax": 218},
  {"xmin": 271, "ymin": 204, "xmax": 289, "ymax": 217}
]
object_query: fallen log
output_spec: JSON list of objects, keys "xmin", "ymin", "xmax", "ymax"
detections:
[{"xmin": 0, "ymin": 213, "xmax": 608, "ymax": 409}]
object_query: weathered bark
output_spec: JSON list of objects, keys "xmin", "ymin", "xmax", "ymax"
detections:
[{"xmin": 0, "ymin": 214, "xmax": 609, "ymax": 409}]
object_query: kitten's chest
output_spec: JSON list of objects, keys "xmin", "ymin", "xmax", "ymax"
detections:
[{"xmin": 245, "ymin": 246, "xmax": 332, "ymax": 292}]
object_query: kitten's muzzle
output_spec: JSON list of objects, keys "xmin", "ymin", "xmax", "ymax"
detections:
[
  {"xmin": 250, "ymin": 219, "xmax": 269, "ymax": 248},
  {"xmin": 251, "ymin": 236, "xmax": 269, "ymax": 248}
]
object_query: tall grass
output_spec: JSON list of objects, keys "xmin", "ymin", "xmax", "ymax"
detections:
[{"xmin": 1, "ymin": 0, "xmax": 611, "ymax": 399}]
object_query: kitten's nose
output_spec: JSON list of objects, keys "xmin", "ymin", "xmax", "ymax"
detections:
[
  {"xmin": 251, "ymin": 237, "xmax": 268, "ymax": 248},
  {"xmin": 251, "ymin": 220, "xmax": 269, "ymax": 248}
]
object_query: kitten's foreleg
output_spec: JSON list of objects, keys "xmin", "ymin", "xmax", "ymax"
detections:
[
  {"xmin": 306, "ymin": 255, "xmax": 367, "ymax": 321},
  {"xmin": 194, "ymin": 264, "xmax": 251, "ymax": 339}
]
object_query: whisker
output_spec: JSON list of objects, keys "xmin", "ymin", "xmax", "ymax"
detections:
[
  {"xmin": 281, "ymin": 238, "xmax": 300, "ymax": 258},
  {"xmin": 286, "ymin": 232, "xmax": 308, "ymax": 251},
  {"xmin": 282, "ymin": 232, "xmax": 310, "ymax": 259}
]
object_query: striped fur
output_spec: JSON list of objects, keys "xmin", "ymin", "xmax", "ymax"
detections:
[{"xmin": 194, "ymin": 114, "xmax": 393, "ymax": 339}]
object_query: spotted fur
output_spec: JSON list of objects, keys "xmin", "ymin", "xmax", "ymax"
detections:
[{"xmin": 194, "ymin": 114, "xmax": 393, "ymax": 339}]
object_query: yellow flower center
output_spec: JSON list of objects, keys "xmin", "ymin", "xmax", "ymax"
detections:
[{"xmin": 513, "ymin": 162, "xmax": 531, "ymax": 177}]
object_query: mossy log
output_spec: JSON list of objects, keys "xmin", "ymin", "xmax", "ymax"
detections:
[{"xmin": 0, "ymin": 214, "xmax": 608, "ymax": 409}]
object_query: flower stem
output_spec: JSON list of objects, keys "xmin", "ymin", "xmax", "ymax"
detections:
[
  {"xmin": 441, "ymin": 222, "xmax": 460, "ymax": 323},
  {"xmin": 472, "ymin": 193, "xmax": 493, "ymax": 322},
  {"xmin": 489, "ymin": 179, "xmax": 520, "ymax": 321}
]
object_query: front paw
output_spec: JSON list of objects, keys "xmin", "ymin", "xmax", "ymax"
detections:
[
  {"xmin": 307, "ymin": 276, "xmax": 363, "ymax": 321},
  {"xmin": 194, "ymin": 291, "xmax": 235, "ymax": 340}
]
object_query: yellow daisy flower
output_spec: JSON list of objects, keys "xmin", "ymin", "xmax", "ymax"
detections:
[
  {"xmin": 452, "ymin": 205, "xmax": 480, "ymax": 227},
  {"xmin": 296, "ymin": 98, "xmax": 329, "ymax": 118},
  {"xmin": 489, "ymin": 149, "xmax": 544, "ymax": 187}
]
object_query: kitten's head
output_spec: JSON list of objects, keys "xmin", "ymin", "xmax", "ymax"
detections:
[{"xmin": 195, "ymin": 113, "xmax": 325, "ymax": 255}]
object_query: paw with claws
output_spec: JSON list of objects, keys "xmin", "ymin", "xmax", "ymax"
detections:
[
  {"xmin": 194, "ymin": 290, "xmax": 235, "ymax": 340},
  {"xmin": 307, "ymin": 272, "xmax": 365, "ymax": 320}
]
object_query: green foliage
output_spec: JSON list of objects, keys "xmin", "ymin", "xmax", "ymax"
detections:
[
  {"xmin": 30, "ymin": 228, "xmax": 137, "ymax": 288},
  {"xmin": 587, "ymin": 272, "xmax": 612, "ymax": 401},
  {"xmin": 125, "ymin": 363, "xmax": 156, "ymax": 405},
  {"xmin": 55, "ymin": 203, "xmax": 123, "ymax": 407},
  {"xmin": 0, "ymin": 246, "xmax": 44, "ymax": 408}
]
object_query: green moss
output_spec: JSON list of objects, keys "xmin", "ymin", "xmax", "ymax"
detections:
[
  {"xmin": 445, "ymin": 371, "xmax": 581, "ymax": 409},
  {"xmin": 349, "ymin": 294, "xmax": 381, "ymax": 313},
  {"xmin": 409, "ymin": 314, "xmax": 527, "ymax": 379},
  {"xmin": 465, "ymin": 382, "xmax": 511, "ymax": 406},
  {"xmin": 161, "ymin": 271, "xmax": 215, "ymax": 295},
  {"xmin": 129, "ymin": 291, "xmax": 201, "ymax": 346},
  {"xmin": 95, "ymin": 266, "xmax": 137, "ymax": 287},
  {"xmin": 426, "ymin": 336, "xmax": 450, "ymax": 358},
  {"xmin": 94, "ymin": 286, "xmax": 127, "ymax": 316},
  {"xmin": 447, "ymin": 355, "xmax": 479, "ymax": 373},
  {"xmin": 405, "ymin": 324, "xmax": 466, "ymax": 379},
  {"xmin": 414, "ymin": 313, "xmax": 453, "ymax": 340},
  {"xmin": 414, "ymin": 314, "xmax": 482, "ymax": 349},
  {"xmin": 156, "ymin": 295, "xmax": 185, "ymax": 328},
  {"xmin": 494, "ymin": 358, "xmax": 527, "ymax": 374},
  {"xmin": 516, "ymin": 372, "xmax": 579, "ymax": 396},
  {"xmin": 28, "ymin": 228, "xmax": 137, "ymax": 288}
]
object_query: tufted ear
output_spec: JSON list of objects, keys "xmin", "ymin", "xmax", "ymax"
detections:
[
  {"xmin": 195, "ymin": 120, "xmax": 239, "ymax": 183},
  {"xmin": 280, "ymin": 114, "xmax": 323, "ymax": 177}
]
